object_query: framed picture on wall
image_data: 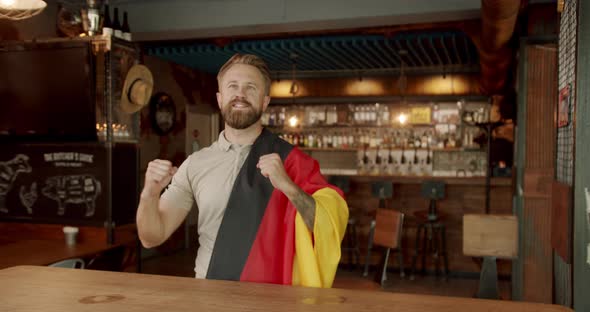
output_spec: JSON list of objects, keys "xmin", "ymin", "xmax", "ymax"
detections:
[
  {"xmin": 558, "ymin": 84, "xmax": 571, "ymax": 128},
  {"xmin": 149, "ymin": 92, "xmax": 176, "ymax": 136}
]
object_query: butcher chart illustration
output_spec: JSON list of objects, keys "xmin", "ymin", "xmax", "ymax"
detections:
[
  {"xmin": 19, "ymin": 182, "xmax": 38, "ymax": 214},
  {"xmin": 42, "ymin": 175, "xmax": 102, "ymax": 217},
  {"xmin": 0, "ymin": 154, "xmax": 32, "ymax": 213}
]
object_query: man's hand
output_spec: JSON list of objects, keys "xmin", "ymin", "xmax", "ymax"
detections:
[
  {"xmin": 257, "ymin": 153, "xmax": 296, "ymax": 194},
  {"xmin": 142, "ymin": 159, "xmax": 178, "ymax": 198}
]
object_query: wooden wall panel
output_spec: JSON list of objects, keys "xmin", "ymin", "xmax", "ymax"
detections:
[
  {"xmin": 522, "ymin": 199, "xmax": 553, "ymax": 303},
  {"xmin": 519, "ymin": 43, "xmax": 558, "ymax": 303}
]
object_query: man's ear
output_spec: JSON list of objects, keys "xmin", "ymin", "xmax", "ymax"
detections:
[
  {"xmin": 216, "ymin": 92, "xmax": 222, "ymax": 110},
  {"xmin": 262, "ymin": 95, "xmax": 271, "ymax": 111}
]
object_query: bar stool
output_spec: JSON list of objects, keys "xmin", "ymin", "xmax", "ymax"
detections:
[
  {"xmin": 410, "ymin": 180, "xmax": 449, "ymax": 280},
  {"xmin": 363, "ymin": 181, "xmax": 405, "ymax": 286},
  {"xmin": 329, "ymin": 176, "xmax": 361, "ymax": 271}
]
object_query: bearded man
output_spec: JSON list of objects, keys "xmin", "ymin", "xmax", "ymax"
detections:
[{"xmin": 136, "ymin": 54, "xmax": 349, "ymax": 288}]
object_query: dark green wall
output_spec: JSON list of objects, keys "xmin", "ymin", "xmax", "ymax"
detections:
[{"xmin": 574, "ymin": 0, "xmax": 590, "ymax": 310}]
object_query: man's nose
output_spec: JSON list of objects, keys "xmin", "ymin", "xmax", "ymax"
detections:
[
  {"xmin": 232, "ymin": 95, "xmax": 247, "ymax": 103},
  {"xmin": 237, "ymin": 85, "xmax": 248, "ymax": 96}
]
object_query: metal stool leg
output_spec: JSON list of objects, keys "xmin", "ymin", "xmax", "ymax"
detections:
[
  {"xmin": 381, "ymin": 248, "xmax": 391, "ymax": 287},
  {"xmin": 477, "ymin": 256, "xmax": 499, "ymax": 299},
  {"xmin": 410, "ymin": 223, "xmax": 423, "ymax": 280},
  {"xmin": 398, "ymin": 238, "xmax": 405, "ymax": 278},
  {"xmin": 363, "ymin": 220, "xmax": 376, "ymax": 277},
  {"xmin": 433, "ymin": 225, "xmax": 441, "ymax": 277},
  {"xmin": 441, "ymin": 225, "xmax": 449, "ymax": 279},
  {"xmin": 421, "ymin": 224, "xmax": 429, "ymax": 275}
]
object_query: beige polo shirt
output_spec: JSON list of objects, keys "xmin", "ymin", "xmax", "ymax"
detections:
[{"xmin": 161, "ymin": 131, "xmax": 252, "ymax": 278}]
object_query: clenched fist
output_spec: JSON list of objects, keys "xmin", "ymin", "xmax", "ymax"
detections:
[
  {"xmin": 142, "ymin": 159, "xmax": 178, "ymax": 198},
  {"xmin": 257, "ymin": 153, "xmax": 296, "ymax": 194}
]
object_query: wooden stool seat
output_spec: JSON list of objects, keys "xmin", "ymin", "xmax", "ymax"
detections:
[
  {"xmin": 463, "ymin": 214, "xmax": 518, "ymax": 299},
  {"xmin": 363, "ymin": 208, "xmax": 405, "ymax": 287}
]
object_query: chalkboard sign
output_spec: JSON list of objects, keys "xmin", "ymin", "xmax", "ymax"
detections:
[{"xmin": 0, "ymin": 143, "xmax": 137, "ymax": 226}]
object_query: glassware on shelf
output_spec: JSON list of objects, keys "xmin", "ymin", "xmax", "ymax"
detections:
[
  {"xmin": 96, "ymin": 122, "xmax": 131, "ymax": 140},
  {"xmin": 382, "ymin": 104, "xmax": 390, "ymax": 125},
  {"xmin": 325, "ymin": 105, "xmax": 337, "ymax": 125}
]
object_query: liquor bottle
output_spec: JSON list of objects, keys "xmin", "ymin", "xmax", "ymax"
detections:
[
  {"xmin": 87, "ymin": 2, "xmax": 100, "ymax": 36},
  {"xmin": 278, "ymin": 107, "xmax": 286, "ymax": 126},
  {"xmin": 362, "ymin": 147, "xmax": 370, "ymax": 173},
  {"xmin": 112, "ymin": 7, "xmax": 122, "ymax": 38},
  {"xmin": 121, "ymin": 11, "xmax": 131, "ymax": 41},
  {"xmin": 375, "ymin": 103, "xmax": 381, "ymax": 126},
  {"xmin": 387, "ymin": 148, "xmax": 394, "ymax": 165},
  {"xmin": 269, "ymin": 108, "xmax": 277, "ymax": 126},
  {"xmin": 102, "ymin": 4, "xmax": 113, "ymax": 36},
  {"xmin": 325, "ymin": 134, "xmax": 332, "ymax": 148},
  {"xmin": 386, "ymin": 148, "xmax": 393, "ymax": 174},
  {"xmin": 382, "ymin": 104, "xmax": 390, "ymax": 125},
  {"xmin": 374, "ymin": 147, "xmax": 382, "ymax": 175}
]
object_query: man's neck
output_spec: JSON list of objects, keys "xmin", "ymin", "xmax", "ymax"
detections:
[{"xmin": 224, "ymin": 123, "xmax": 263, "ymax": 145}]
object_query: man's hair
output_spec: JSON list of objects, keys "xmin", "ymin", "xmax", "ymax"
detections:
[{"xmin": 217, "ymin": 53, "xmax": 271, "ymax": 95}]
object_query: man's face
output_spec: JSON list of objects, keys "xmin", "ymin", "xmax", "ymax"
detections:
[{"xmin": 217, "ymin": 64, "xmax": 270, "ymax": 129}]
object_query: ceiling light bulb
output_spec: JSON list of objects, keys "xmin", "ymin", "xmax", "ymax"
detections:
[
  {"xmin": 398, "ymin": 113, "xmax": 407, "ymax": 125},
  {"xmin": 288, "ymin": 116, "xmax": 299, "ymax": 127}
]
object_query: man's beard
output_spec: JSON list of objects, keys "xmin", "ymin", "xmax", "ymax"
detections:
[{"xmin": 221, "ymin": 98, "xmax": 262, "ymax": 129}]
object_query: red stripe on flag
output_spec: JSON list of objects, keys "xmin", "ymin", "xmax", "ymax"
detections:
[{"xmin": 239, "ymin": 148, "xmax": 342, "ymax": 284}]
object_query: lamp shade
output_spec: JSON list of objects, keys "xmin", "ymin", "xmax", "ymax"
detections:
[{"xmin": 0, "ymin": 0, "xmax": 47, "ymax": 20}]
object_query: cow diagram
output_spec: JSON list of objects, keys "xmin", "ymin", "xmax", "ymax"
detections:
[
  {"xmin": 41, "ymin": 175, "xmax": 101, "ymax": 217},
  {"xmin": 0, "ymin": 154, "xmax": 102, "ymax": 217},
  {"xmin": 0, "ymin": 154, "xmax": 32, "ymax": 213}
]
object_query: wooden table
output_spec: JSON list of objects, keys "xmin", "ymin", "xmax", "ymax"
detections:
[
  {"xmin": 0, "ymin": 223, "xmax": 138, "ymax": 270},
  {"xmin": 0, "ymin": 266, "xmax": 572, "ymax": 312},
  {"xmin": 0, "ymin": 239, "xmax": 125, "ymax": 269}
]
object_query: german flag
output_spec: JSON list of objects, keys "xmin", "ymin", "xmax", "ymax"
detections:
[{"xmin": 206, "ymin": 129, "xmax": 348, "ymax": 287}]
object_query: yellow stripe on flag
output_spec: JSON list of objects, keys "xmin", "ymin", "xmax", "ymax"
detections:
[{"xmin": 292, "ymin": 187, "xmax": 348, "ymax": 288}]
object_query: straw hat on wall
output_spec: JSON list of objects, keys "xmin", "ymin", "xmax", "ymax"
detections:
[{"xmin": 120, "ymin": 64, "xmax": 154, "ymax": 113}]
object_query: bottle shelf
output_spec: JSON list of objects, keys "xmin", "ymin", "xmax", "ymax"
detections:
[
  {"xmin": 265, "ymin": 123, "xmax": 435, "ymax": 129},
  {"xmin": 300, "ymin": 147, "xmax": 477, "ymax": 152}
]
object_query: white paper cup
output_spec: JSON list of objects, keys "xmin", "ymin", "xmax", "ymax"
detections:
[{"xmin": 63, "ymin": 226, "xmax": 79, "ymax": 246}]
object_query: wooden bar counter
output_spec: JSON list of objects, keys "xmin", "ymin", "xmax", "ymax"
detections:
[
  {"xmin": 0, "ymin": 266, "xmax": 571, "ymax": 312},
  {"xmin": 331, "ymin": 174, "xmax": 514, "ymax": 275}
]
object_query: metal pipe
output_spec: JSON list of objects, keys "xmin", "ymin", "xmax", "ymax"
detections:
[{"xmin": 478, "ymin": 0, "xmax": 521, "ymax": 94}]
